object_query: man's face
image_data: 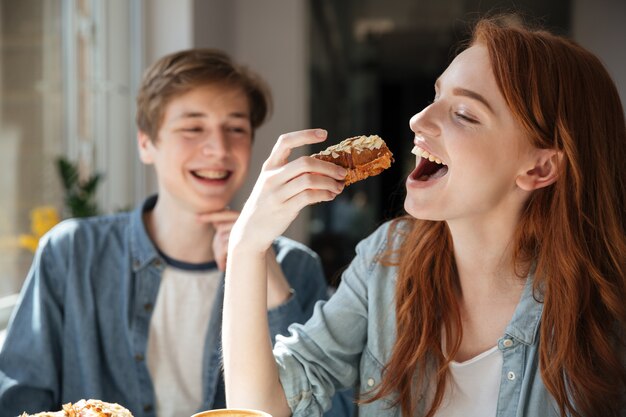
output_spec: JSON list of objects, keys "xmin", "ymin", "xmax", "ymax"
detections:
[{"xmin": 138, "ymin": 83, "xmax": 253, "ymax": 214}]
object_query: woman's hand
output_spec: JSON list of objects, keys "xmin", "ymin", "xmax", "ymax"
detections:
[
  {"xmin": 231, "ymin": 129, "xmax": 347, "ymax": 253},
  {"xmin": 222, "ymin": 129, "xmax": 344, "ymax": 416}
]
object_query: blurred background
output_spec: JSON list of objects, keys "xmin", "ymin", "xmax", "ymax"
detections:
[{"xmin": 1, "ymin": 0, "xmax": 624, "ymax": 328}]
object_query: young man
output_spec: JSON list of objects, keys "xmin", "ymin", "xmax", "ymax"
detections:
[{"xmin": 0, "ymin": 49, "xmax": 353, "ymax": 417}]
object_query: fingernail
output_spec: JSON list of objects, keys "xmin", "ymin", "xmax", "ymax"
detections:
[
  {"xmin": 338, "ymin": 168, "xmax": 347, "ymax": 177},
  {"xmin": 315, "ymin": 129, "xmax": 327, "ymax": 138}
]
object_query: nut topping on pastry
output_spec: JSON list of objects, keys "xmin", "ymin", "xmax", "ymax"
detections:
[{"xmin": 311, "ymin": 135, "xmax": 394, "ymax": 185}]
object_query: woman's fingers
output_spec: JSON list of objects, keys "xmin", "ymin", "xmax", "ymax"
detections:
[
  {"xmin": 264, "ymin": 129, "xmax": 329, "ymax": 169},
  {"xmin": 230, "ymin": 128, "xmax": 346, "ymax": 252},
  {"xmin": 271, "ymin": 171, "xmax": 343, "ymax": 204},
  {"xmin": 284, "ymin": 188, "xmax": 340, "ymax": 212},
  {"xmin": 282, "ymin": 155, "xmax": 347, "ymax": 181}
]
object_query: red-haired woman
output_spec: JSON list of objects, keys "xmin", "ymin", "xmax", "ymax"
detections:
[{"xmin": 222, "ymin": 15, "xmax": 626, "ymax": 417}]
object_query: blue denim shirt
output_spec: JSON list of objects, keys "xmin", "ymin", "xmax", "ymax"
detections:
[
  {"xmin": 0, "ymin": 196, "xmax": 354, "ymax": 417},
  {"xmin": 274, "ymin": 220, "xmax": 562, "ymax": 417}
]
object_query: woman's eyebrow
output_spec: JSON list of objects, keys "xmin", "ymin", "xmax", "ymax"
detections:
[
  {"xmin": 452, "ymin": 87, "xmax": 495, "ymax": 114},
  {"xmin": 434, "ymin": 78, "xmax": 495, "ymax": 114}
]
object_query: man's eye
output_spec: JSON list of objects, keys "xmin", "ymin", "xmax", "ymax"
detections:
[
  {"xmin": 227, "ymin": 127, "xmax": 249, "ymax": 134},
  {"xmin": 183, "ymin": 127, "xmax": 203, "ymax": 133}
]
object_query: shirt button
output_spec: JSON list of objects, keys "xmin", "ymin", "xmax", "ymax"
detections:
[
  {"xmin": 367, "ymin": 378, "xmax": 375, "ymax": 387},
  {"xmin": 507, "ymin": 371, "xmax": 516, "ymax": 381},
  {"xmin": 502, "ymin": 339, "xmax": 514, "ymax": 348},
  {"xmin": 144, "ymin": 303, "xmax": 153, "ymax": 312},
  {"xmin": 154, "ymin": 259, "xmax": 164, "ymax": 268},
  {"xmin": 143, "ymin": 404, "xmax": 153, "ymax": 412},
  {"xmin": 134, "ymin": 353, "xmax": 144, "ymax": 362}
]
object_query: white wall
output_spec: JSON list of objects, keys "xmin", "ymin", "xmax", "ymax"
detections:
[
  {"xmin": 143, "ymin": 0, "xmax": 194, "ymax": 65},
  {"xmin": 572, "ymin": 0, "xmax": 626, "ymax": 113}
]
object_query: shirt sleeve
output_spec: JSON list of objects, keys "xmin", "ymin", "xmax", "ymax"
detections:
[
  {"xmin": 267, "ymin": 239, "xmax": 329, "ymax": 339},
  {"xmin": 268, "ymin": 238, "xmax": 357, "ymax": 417},
  {"xmin": 0, "ymin": 232, "xmax": 66, "ymax": 416},
  {"xmin": 272, "ymin": 228, "xmax": 386, "ymax": 417}
]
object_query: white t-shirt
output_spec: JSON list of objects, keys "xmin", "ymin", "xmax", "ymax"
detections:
[
  {"xmin": 146, "ymin": 261, "xmax": 221, "ymax": 417},
  {"xmin": 433, "ymin": 345, "xmax": 503, "ymax": 417}
]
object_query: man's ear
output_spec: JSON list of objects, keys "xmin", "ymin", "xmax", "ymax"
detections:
[
  {"xmin": 516, "ymin": 149, "xmax": 563, "ymax": 191},
  {"xmin": 137, "ymin": 130, "xmax": 155, "ymax": 164}
]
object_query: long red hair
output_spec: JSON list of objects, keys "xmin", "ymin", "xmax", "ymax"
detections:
[{"xmin": 367, "ymin": 16, "xmax": 626, "ymax": 417}]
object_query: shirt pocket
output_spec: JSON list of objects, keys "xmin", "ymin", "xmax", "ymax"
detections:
[{"xmin": 357, "ymin": 348, "xmax": 399, "ymax": 417}]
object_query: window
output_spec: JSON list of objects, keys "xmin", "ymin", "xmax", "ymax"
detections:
[
  {"xmin": 0, "ymin": 0, "xmax": 64, "ymax": 304},
  {"xmin": 0, "ymin": 0, "xmax": 142, "ymax": 328}
]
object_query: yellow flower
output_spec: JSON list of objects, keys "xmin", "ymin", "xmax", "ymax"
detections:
[
  {"xmin": 19, "ymin": 206, "xmax": 61, "ymax": 253},
  {"xmin": 18, "ymin": 235, "xmax": 40, "ymax": 252}
]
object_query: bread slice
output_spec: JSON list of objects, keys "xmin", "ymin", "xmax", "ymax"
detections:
[
  {"xmin": 21, "ymin": 399, "xmax": 133, "ymax": 417},
  {"xmin": 311, "ymin": 135, "xmax": 393, "ymax": 185}
]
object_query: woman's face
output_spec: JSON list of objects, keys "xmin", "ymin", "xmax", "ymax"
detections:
[{"xmin": 404, "ymin": 44, "xmax": 538, "ymax": 227}]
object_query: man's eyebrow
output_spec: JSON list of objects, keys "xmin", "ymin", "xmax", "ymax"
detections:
[
  {"xmin": 434, "ymin": 78, "xmax": 495, "ymax": 114},
  {"xmin": 177, "ymin": 111, "xmax": 206, "ymax": 119},
  {"xmin": 175, "ymin": 111, "xmax": 250, "ymax": 120}
]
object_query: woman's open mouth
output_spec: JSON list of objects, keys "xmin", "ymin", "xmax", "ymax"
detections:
[{"xmin": 409, "ymin": 146, "xmax": 448, "ymax": 181}]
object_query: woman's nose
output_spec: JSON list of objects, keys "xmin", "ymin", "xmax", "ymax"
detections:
[{"xmin": 409, "ymin": 104, "xmax": 440, "ymax": 137}]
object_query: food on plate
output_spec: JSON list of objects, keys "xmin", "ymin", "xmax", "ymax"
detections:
[
  {"xmin": 311, "ymin": 134, "xmax": 393, "ymax": 185},
  {"xmin": 192, "ymin": 409, "xmax": 272, "ymax": 417},
  {"xmin": 20, "ymin": 399, "xmax": 133, "ymax": 417}
]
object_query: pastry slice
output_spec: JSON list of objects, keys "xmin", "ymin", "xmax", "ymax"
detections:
[
  {"xmin": 311, "ymin": 135, "xmax": 393, "ymax": 185},
  {"xmin": 21, "ymin": 399, "xmax": 133, "ymax": 417}
]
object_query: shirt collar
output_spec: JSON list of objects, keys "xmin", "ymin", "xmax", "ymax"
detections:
[
  {"xmin": 504, "ymin": 270, "xmax": 544, "ymax": 346},
  {"xmin": 129, "ymin": 194, "xmax": 161, "ymax": 272}
]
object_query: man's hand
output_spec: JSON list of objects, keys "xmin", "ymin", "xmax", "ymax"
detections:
[{"xmin": 197, "ymin": 209, "xmax": 239, "ymax": 271}]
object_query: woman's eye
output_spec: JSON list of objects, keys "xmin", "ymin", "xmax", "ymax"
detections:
[{"xmin": 454, "ymin": 112, "xmax": 478, "ymax": 124}]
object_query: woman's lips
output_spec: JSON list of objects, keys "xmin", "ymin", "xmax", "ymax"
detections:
[{"xmin": 409, "ymin": 146, "xmax": 448, "ymax": 182}]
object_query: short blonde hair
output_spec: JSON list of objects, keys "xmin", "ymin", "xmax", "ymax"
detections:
[{"xmin": 135, "ymin": 48, "xmax": 272, "ymax": 142}]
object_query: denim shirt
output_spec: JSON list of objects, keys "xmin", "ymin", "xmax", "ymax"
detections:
[
  {"xmin": 0, "ymin": 196, "xmax": 354, "ymax": 417},
  {"xmin": 275, "ymin": 220, "xmax": 561, "ymax": 417}
]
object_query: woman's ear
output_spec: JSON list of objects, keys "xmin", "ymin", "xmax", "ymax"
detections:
[
  {"xmin": 516, "ymin": 149, "xmax": 563, "ymax": 191},
  {"xmin": 137, "ymin": 131, "xmax": 155, "ymax": 164}
]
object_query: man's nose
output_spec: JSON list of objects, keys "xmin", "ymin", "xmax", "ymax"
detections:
[{"xmin": 201, "ymin": 131, "xmax": 229, "ymax": 156}]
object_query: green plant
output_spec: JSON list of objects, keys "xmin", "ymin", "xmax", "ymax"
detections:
[{"xmin": 56, "ymin": 156, "xmax": 102, "ymax": 218}]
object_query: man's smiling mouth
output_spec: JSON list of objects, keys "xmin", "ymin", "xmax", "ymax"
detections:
[
  {"xmin": 192, "ymin": 169, "xmax": 231, "ymax": 180},
  {"xmin": 411, "ymin": 146, "xmax": 448, "ymax": 181}
]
